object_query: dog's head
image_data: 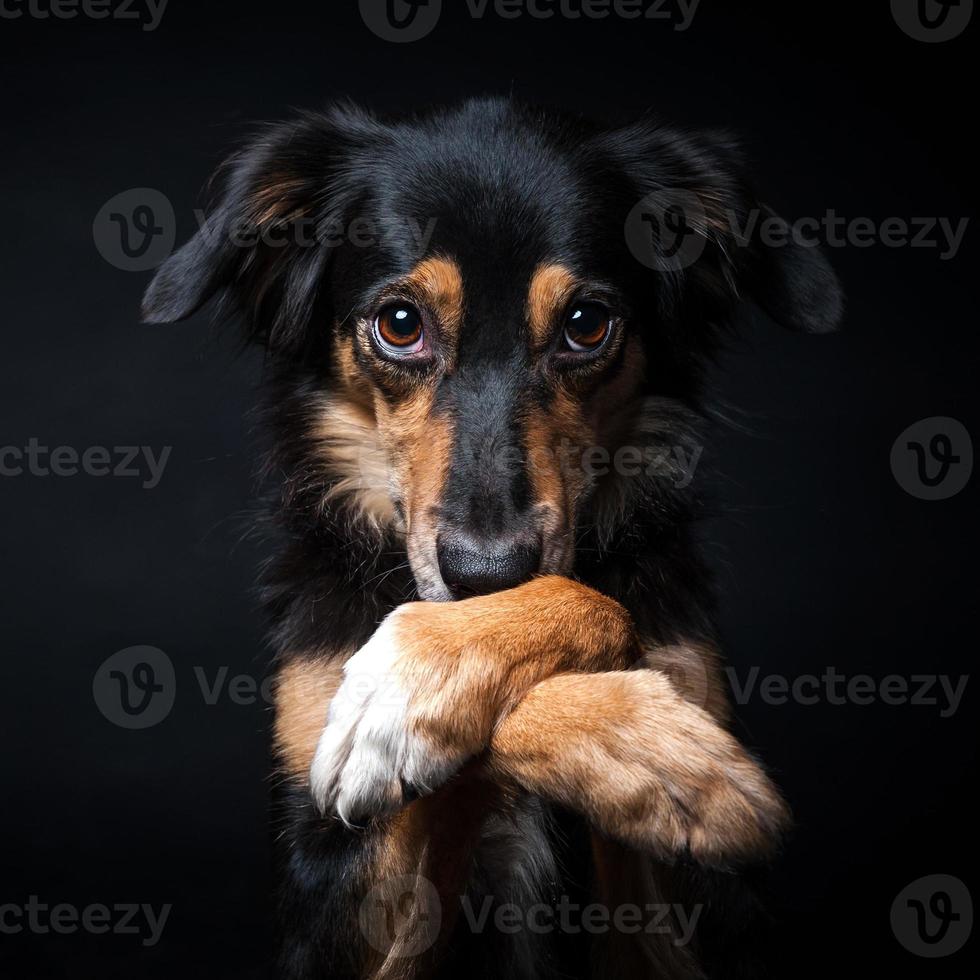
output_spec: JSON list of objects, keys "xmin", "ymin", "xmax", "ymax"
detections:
[{"xmin": 144, "ymin": 98, "xmax": 842, "ymax": 601}]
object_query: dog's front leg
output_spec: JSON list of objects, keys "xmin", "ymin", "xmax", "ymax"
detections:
[
  {"xmin": 487, "ymin": 668, "xmax": 789, "ymax": 866},
  {"xmin": 308, "ymin": 576, "xmax": 638, "ymax": 826},
  {"xmin": 274, "ymin": 656, "xmax": 502, "ymax": 980},
  {"xmin": 484, "ymin": 641, "xmax": 788, "ymax": 980}
]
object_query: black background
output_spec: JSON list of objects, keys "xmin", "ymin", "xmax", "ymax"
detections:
[{"xmin": 1, "ymin": 1, "xmax": 976, "ymax": 977}]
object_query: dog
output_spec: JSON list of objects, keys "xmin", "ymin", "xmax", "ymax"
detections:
[{"xmin": 142, "ymin": 96, "xmax": 842, "ymax": 979}]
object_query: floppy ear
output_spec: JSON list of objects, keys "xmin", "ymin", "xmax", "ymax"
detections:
[
  {"xmin": 730, "ymin": 203, "xmax": 844, "ymax": 334},
  {"xmin": 611, "ymin": 120, "xmax": 844, "ymax": 334},
  {"xmin": 141, "ymin": 106, "xmax": 374, "ymax": 349}
]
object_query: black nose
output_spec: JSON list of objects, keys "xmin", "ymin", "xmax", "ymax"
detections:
[{"xmin": 437, "ymin": 532, "xmax": 542, "ymax": 598}]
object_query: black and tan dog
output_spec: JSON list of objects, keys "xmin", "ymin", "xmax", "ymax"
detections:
[{"xmin": 143, "ymin": 97, "xmax": 842, "ymax": 979}]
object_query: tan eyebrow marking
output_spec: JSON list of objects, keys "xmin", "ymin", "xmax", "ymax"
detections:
[
  {"xmin": 400, "ymin": 255, "xmax": 465, "ymax": 348},
  {"xmin": 526, "ymin": 262, "xmax": 580, "ymax": 351}
]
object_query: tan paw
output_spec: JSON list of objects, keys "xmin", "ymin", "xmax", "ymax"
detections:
[{"xmin": 490, "ymin": 670, "xmax": 790, "ymax": 865}]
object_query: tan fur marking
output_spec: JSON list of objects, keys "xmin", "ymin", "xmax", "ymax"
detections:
[
  {"xmin": 363, "ymin": 773, "xmax": 500, "ymax": 980},
  {"xmin": 375, "ymin": 388, "xmax": 454, "ymax": 596},
  {"xmin": 526, "ymin": 262, "xmax": 579, "ymax": 350},
  {"xmin": 249, "ymin": 176, "xmax": 310, "ymax": 227},
  {"xmin": 523, "ymin": 388, "xmax": 594, "ymax": 575},
  {"xmin": 488, "ymin": 670, "xmax": 789, "ymax": 864},
  {"xmin": 324, "ymin": 281, "xmax": 461, "ymax": 591},
  {"xmin": 641, "ymin": 639, "xmax": 732, "ymax": 725},
  {"xmin": 334, "ymin": 341, "xmax": 370, "ymax": 404},
  {"xmin": 589, "ymin": 835, "xmax": 702, "ymax": 979},
  {"xmin": 401, "ymin": 255, "xmax": 465, "ymax": 348},
  {"xmin": 273, "ymin": 656, "xmax": 347, "ymax": 780},
  {"xmin": 388, "ymin": 576, "xmax": 638, "ymax": 765},
  {"xmin": 313, "ymin": 393, "xmax": 397, "ymax": 530}
]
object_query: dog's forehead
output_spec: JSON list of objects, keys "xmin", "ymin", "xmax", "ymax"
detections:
[
  {"xmin": 371, "ymin": 110, "xmax": 588, "ymax": 266},
  {"xmin": 355, "ymin": 128, "xmax": 596, "ymax": 347}
]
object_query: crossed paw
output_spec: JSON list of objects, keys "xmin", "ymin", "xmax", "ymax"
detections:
[
  {"xmin": 309, "ymin": 598, "xmax": 788, "ymax": 867},
  {"xmin": 310, "ymin": 605, "xmax": 482, "ymax": 827}
]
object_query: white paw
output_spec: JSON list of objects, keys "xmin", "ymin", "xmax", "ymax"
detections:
[{"xmin": 309, "ymin": 609, "xmax": 457, "ymax": 827}]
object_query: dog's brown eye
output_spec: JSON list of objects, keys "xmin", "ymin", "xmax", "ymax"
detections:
[
  {"xmin": 563, "ymin": 302, "xmax": 611, "ymax": 353},
  {"xmin": 375, "ymin": 303, "xmax": 423, "ymax": 353}
]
